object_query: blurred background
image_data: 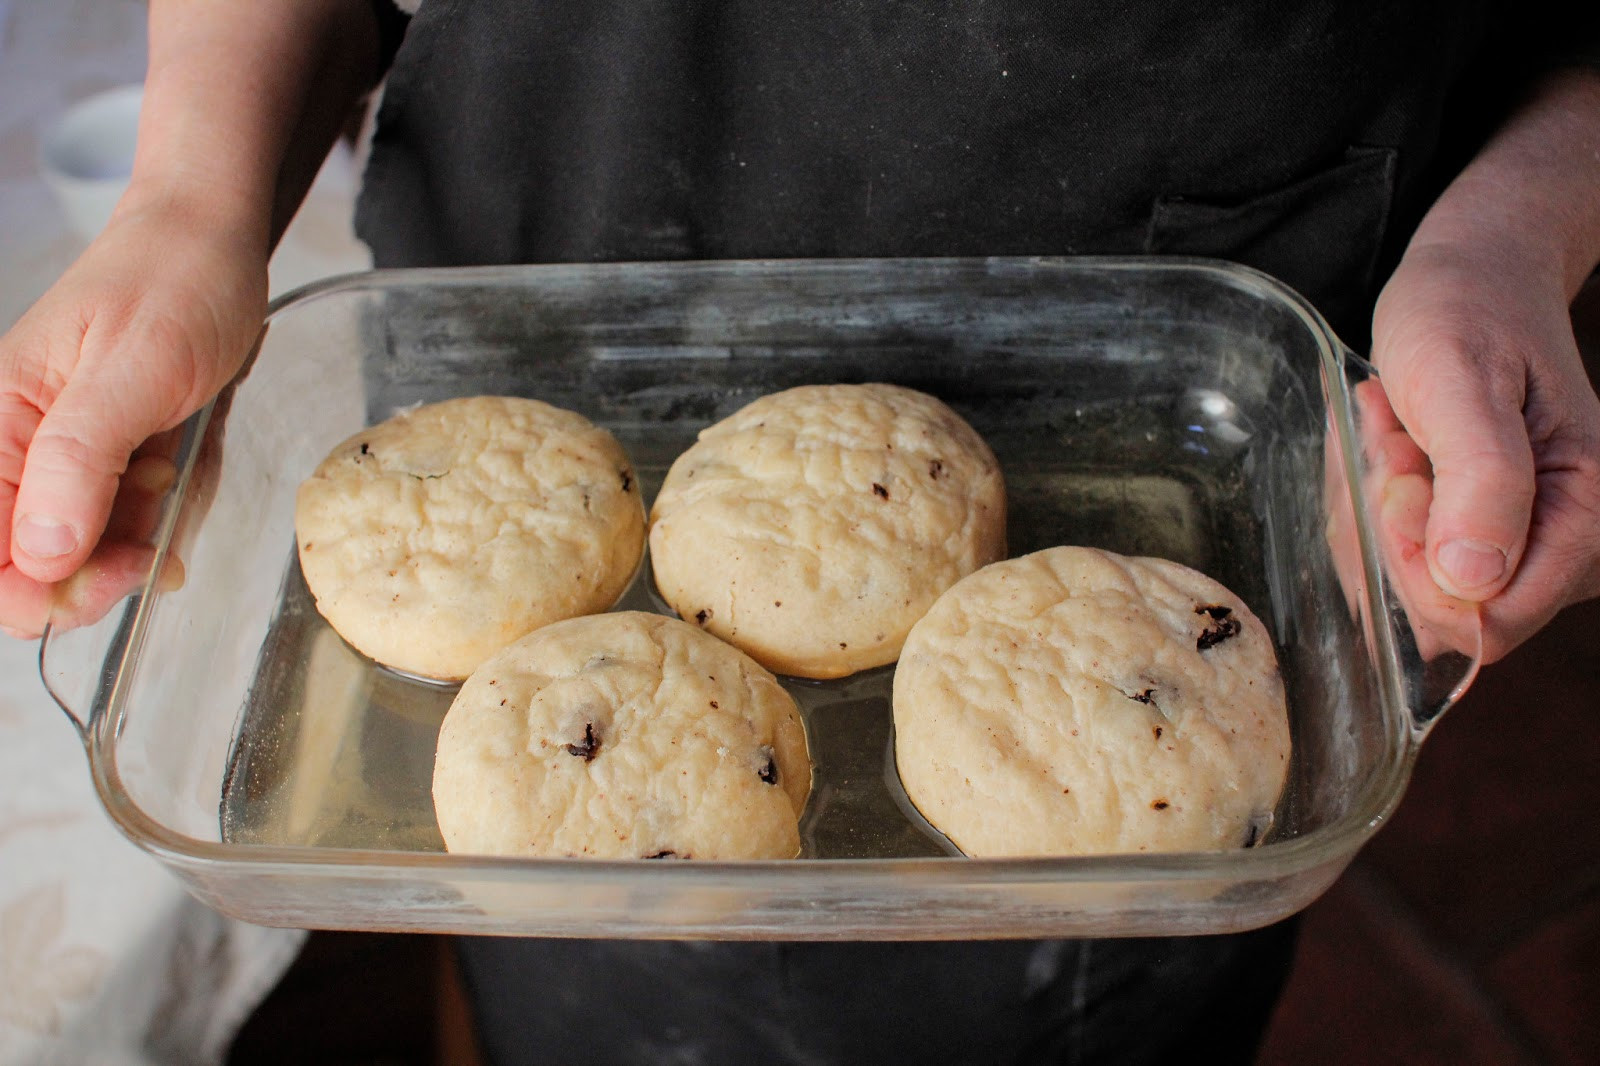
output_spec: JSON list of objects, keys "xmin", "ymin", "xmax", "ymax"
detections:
[{"xmin": 1, "ymin": 2, "xmax": 1595, "ymax": 1063}]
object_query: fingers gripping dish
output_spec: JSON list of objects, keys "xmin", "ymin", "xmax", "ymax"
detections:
[
  {"xmin": 295, "ymin": 396, "xmax": 646, "ymax": 681},
  {"xmin": 648, "ymin": 383, "xmax": 1007, "ymax": 678},
  {"xmin": 893, "ymin": 547, "xmax": 1290, "ymax": 857},
  {"xmin": 432, "ymin": 611, "xmax": 812, "ymax": 859}
]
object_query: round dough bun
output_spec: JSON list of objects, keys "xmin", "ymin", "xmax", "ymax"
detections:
[
  {"xmin": 432, "ymin": 611, "xmax": 811, "ymax": 860},
  {"xmin": 648, "ymin": 383, "xmax": 1006, "ymax": 679},
  {"xmin": 295, "ymin": 396, "xmax": 645, "ymax": 681},
  {"xmin": 893, "ymin": 547, "xmax": 1290, "ymax": 857}
]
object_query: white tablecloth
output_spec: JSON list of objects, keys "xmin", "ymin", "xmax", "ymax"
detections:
[
  {"xmin": 0, "ymin": 2, "xmax": 372, "ymax": 1061},
  {"xmin": 0, "ymin": 637, "xmax": 306, "ymax": 1066}
]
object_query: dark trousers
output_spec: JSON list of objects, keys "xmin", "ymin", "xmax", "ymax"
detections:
[{"xmin": 457, "ymin": 923, "xmax": 1297, "ymax": 1066}]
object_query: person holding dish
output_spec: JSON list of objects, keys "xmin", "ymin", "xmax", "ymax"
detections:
[{"xmin": 0, "ymin": 1, "xmax": 1596, "ymax": 1062}]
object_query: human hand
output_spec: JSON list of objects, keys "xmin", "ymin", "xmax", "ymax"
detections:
[
  {"xmin": 1368, "ymin": 240, "xmax": 1600, "ymax": 664},
  {"xmin": 0, "ymin": 195, "xmax": 266, "ymax": 638}
]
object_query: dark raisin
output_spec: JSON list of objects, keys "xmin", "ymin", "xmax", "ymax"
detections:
[
  {"xmin": 1128, "ymin": 688, "xmax": 1155, "ymax": 704},
  {"xmin": 872, "ymin": 482, "xmax": 889, "ymax": 499},
  {"xmin": 620, "ymin": 469, "xmax": 633, "ymax": 492},
  {"xmin": 645, "ymin": 850, "xmax": 679, "ymax": 860},
  {"xmin": 709, "ymin": 700, "xmax": 719, "ymax": 709},
  {"xmin": 565, "ymin": 722, "xmax": 600, "ymax": 761},
  {"xmin": 359, "ymin": 442, "xmax": 369, "ymax": 455},
  {"xmin": 1153, "ymin": 726, "xmax": 1163, "ymax": 740},
  {"xmin": 1152, "ymin": 800, "xmax": 1170, "ymax": 811},
  {"xmin": 929, "ymin": 459, "xmax": 945, "ymax": 479},
  {"xmin": 758, "ymin": 746, "xmax": 778, "ymax": 785},
  {"xmin": 1195, "ymin": 605, "xmax": 1242, "ymax": 650},
  {"xmin": 695, "ymin": 608, "xmax": 711, "ymax": 625}
]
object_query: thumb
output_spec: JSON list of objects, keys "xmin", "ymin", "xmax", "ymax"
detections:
[
  {"xmin": 1410, "ymin": 375, "xmax": 1536, "ymax": 602},
  {"xmin": 11, "ymin": 379, "xmax": 155, "ymax": 583}
]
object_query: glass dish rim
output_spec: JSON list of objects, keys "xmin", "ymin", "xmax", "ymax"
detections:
[{"xmin": 67, "ymin": 254, "xmax": 1419, "ymax": 892}]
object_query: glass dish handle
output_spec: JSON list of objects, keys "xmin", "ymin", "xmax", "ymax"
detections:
[
  {"xmin": 35, "ymin": 399, "xmax": 215, "ymax": 745},
  {"xmin": 38, "ymin": 599, "xmax": 143, "ymax": 746},
  {"xmin": 1337, "ymin": 346, "xmax": 1482, "ymax": 737}
]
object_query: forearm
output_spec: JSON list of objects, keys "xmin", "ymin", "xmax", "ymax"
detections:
[
  {"xmin": 121, "ymin": 0, "xmax": 382, "ymax": 254},
  {"xmin": 1406, "ymin": 67, "xmax": 1600, "ymax": 300}
]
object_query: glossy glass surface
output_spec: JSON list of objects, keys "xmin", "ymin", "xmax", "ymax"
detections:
[{"xmin": 43, "ymin": 258, "xmax": 1473, "ymax": 938}]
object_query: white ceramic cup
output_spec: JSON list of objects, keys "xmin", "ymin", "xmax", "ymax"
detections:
[{"xmin": 39, "ymin": 84, "xmax": 144, "ymax": 242}]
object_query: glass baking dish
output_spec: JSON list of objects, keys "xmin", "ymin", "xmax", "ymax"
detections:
[{"xmin": 40, "ymin": 257, "xmax": 1476, "ymax": 939}]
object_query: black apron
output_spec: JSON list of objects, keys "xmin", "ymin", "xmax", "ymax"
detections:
[
  {"xmin": 350, "ymin": 2, "xmax": 1544, "ymax": 1063},
  {"xmin": 356, "ymin": 0, "xmax": 1518, "ymax": 346}
]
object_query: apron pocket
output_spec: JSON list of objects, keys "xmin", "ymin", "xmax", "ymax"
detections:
[{"xmin": 1146, "ymin": 145, "xmax": 1398, "ymax": 345}]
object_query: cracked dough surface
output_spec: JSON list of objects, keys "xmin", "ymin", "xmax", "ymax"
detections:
[
  {"xmin": 892, "ymin": 546, "xmax": 1290, "ymax": 857},
  {"xmin": 648, "ymin": 383, "xmax": 1006, "ymax": 678},
  {"xmin": 432, "ymin": 611, "xmax": 811, "ymax": 859},
  {"xmin": 295, "ymin": 396, "xmax": 645, "ymax": 680}
]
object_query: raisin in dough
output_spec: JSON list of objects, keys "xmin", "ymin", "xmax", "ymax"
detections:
[
  {"xmin": 648, "ymin": 383, "xmax": 1006, "ymax": 678},
  {"xmin": 295, "ymin": 396, "xmax": 645, "ymax": 681},
  {"xmin": 893, "ymin": 546, "xmax": 1290, "ymax": 857},
  {"xmin": 432, "ymin": 611, "xmax": 811, "ymax": 859}
]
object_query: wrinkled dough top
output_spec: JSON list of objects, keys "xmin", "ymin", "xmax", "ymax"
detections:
[
  {"xmin": 893, "ymin": 546, "xmax": 1290, "ymax": 857},
  {"xmin": 296, "ymin": 396, "xmax": 645, "ymax": 680},
  {"xmin": 649, "ymin": 384, "xmax": 1005, "ymax": 678},
  {"xmin": 433, "ymin": 611, "xmax": 811, "ymax": 860}
]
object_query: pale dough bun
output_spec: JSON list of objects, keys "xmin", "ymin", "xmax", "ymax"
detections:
[
  {"xmin": 432, "ymin": 611, "xmax": 811, "ymax": 859},
  {"xmin": 648, "ymin": 383, "xmax": 1006, "ymax": 678},
  {"xmin": 893, "ymin": 546, "xmax": 1290, "ymax": 857},
  {"xmin": 295, "ymin": 396, "xmax": 645, "ymax": 681}
]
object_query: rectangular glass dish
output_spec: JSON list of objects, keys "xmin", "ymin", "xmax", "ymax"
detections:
[{"xmin": 42, "ymin": 257, "xmax": 1470, "ymax": 938}]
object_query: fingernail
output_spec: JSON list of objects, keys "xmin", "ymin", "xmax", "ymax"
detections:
[
  {"xmin": 156, "ymin": 555, "xmax": 186, "ymax": 593},
  {"xmin": 1437, "ymin": 538, "xmax": 1506, "ymax": 591},
  {"xmin": 126, "ymin": 456, "xmax": 178, "ymax": 495},
  {"xmin": 15, "ymin": 515, "xmax": 80, "ymax": 559}
]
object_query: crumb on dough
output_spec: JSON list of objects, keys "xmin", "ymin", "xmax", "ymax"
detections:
[
  {"xmin": 1195, "ymin": 604, "xmax": 1242, "ymax": 650},
  {"xmin": 565, "ymin": 722, "xmax": 601, "ymax": 761}
]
